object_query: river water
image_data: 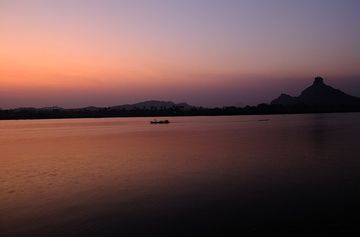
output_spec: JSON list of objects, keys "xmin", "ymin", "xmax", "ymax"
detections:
[{"xmin": 1, "ymin": 113, "xmax": 359, "ymax": 236}]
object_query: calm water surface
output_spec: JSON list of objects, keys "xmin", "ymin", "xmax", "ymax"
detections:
[{"xmin": 1, "ymin": 114, "xmax": 360, "ymax": 236}]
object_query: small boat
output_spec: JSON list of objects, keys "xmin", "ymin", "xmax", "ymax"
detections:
[{"xmin": 150, "ymin": 120, "xmax": 170, "ymax": 124}]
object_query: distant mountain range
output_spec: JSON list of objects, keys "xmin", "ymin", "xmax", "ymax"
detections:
[
  {"xmin": 271, "ymin": 77, "xmax": 360, "ymax": 106},
  {"xmin": 108, "ymin": 100, "xmax": 192, "ymax": 110},
  {"xmin": 16, "ymin": 100, "xmax": 193, "ymax": 111},
  {"xmin": 1, "ymin": 77, "xmax": 360, "ymax": 120}
]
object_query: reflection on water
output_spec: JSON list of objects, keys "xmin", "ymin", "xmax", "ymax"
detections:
[
  {"xmin": 0, "ymin": 114, "xmax": 360, "ymax": 236},
  {"xmin": 309, "ymin": 114, "xmax": 331, "ymax": 150}
]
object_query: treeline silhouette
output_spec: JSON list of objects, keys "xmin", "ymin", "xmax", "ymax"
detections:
[{"xmin": 1, "ymin": 104, "xmax": 360, "ymax": 120}]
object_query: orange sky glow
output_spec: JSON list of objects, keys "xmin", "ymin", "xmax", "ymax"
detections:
[{"xmin": 1, "ymin": 0, "xmax": 360, "ymax": 108}]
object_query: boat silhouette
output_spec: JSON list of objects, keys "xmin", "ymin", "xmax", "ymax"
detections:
[{"xmin": 150, "ymin": 120, "xmax": 170, "ymax": 124}]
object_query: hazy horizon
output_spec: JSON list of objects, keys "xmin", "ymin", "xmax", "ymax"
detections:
[{"xmin": 1, "ymin": 0, "xmax": 360, "ymax": 108}]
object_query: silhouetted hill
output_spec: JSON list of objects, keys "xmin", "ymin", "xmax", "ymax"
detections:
[
  {"xmin": 77, "ymin": 106, "xmax": 103, "ymax": 111},
  {"xmin": 272, "ymin": 77, "xmax": 360, "ymax": 106},
  {"xmin": 271, "ymin": 94, "xmax": 299, "ymax": 105},
  {"xmin": 39, "ymin": 106, "xmax": 65, "ymax": 110},
  {"xmin": 109, "ymin": 100, "xmax": 192, "ymax": 110}
]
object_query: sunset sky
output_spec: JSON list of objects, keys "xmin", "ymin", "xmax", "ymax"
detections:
[{"xmin": 1, "ymin": 0, "xmax": 360, "ymax": 108}]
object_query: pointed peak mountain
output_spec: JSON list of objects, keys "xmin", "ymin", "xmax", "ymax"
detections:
[
  {"xmin": 313, "ymin": 77, "xmax": 325, "ymax": 86},
  {"xmin": 271, "ymin": 77, "xmax": 360, "ymax": 106}
]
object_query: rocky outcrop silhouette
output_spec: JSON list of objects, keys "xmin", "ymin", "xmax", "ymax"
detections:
[{"xmin": 271, "ymin": 77, "xmax": 360, "ymax": 106}]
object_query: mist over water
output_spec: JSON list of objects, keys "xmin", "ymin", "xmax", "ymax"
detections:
[{"xmin": 1, "ymin": 114, "xmax": 360, "ymax": 236}]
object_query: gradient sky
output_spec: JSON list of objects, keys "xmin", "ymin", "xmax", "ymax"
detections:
[{"xmin": 1, "ymin": 0, "xmax": 360, "ymax": 108}]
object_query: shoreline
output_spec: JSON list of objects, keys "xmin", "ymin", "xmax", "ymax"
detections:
[{"xmin": 0, "ymin": 110, "xmax": 359, "ymax": 121}]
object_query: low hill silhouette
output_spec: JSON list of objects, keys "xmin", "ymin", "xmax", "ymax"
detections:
[
  {"xmin": 271, "ymin": 77, "xmax": 360, "ymax": 106},
  {"xmin": 109, "ymin": 100, "xmax": 192, "ymax": 110}
]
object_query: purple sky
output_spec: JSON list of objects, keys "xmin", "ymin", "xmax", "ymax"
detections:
[{"xmin": 1, "ymin": 0, "xmax": 360, "ymax": 108}]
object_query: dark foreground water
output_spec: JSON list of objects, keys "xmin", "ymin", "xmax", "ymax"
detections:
[{"xmin": 1, "ymin": 113, "xmax": 360, "ymax": 236}]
